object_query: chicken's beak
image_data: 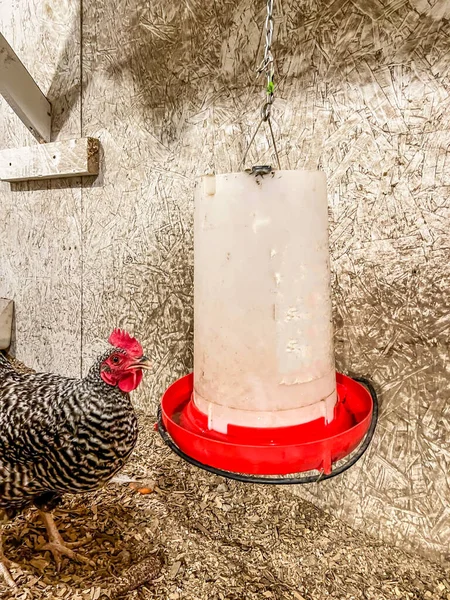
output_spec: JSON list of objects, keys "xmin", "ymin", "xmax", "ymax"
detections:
[{"xmin": 130, "ymin": 356, "xmax": 152, "ymax": 371}]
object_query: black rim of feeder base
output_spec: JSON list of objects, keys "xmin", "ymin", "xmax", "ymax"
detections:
[{"xmin": 156, "ymin": 376, "xmax": 378, "ymax": 485}]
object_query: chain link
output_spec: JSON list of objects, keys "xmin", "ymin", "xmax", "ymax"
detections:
[{"xmin": 257, "ymin": 0, "xmax": 275, "ymax": 120}]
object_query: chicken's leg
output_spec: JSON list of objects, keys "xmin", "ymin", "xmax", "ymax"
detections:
[
  {"xmin": 0, "ymin": 534, "xmax": 16, "ymax": 588},
  {"xmin": 38, "ymin": 510, "xmax": 94, "ymax": 571},
  {"xmin": 0, "ymin": 510, "xmax": 17, "ymax": 588}
]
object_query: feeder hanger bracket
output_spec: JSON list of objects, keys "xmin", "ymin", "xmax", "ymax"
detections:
[{"xmin": 241, "ymin": 0, "xmax": 281, "ymax": 172}]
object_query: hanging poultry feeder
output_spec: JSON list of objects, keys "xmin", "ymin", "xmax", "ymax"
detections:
[
  {"xmin": 157, "ymin": 0, "xmax": 377, "ymax": 483},
  {"xmin": 157, "ymin": 170, "xmax": 378, "ymax": 484}
]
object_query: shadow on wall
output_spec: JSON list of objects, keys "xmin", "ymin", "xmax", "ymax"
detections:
[
  {"xmin": 42, "ymin": 0, "xmax": 264, "ymax": 149},
  {"xmin": 41, "ymin": 0, "xmax": 450, "ymax": 147}
]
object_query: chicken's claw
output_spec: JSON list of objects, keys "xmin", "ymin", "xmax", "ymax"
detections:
[
  {"xmin": 41, "ymin": 541, "xmax": 95, "ymax": 572},
  {"xmin": 38, "ymin": 510, "xmax": 95, "ymax": 571}
]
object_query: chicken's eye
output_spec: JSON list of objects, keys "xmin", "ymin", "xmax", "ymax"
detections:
[{"xmin": 112, "ymin": 355, "xmax": 120, "ymax": 364}]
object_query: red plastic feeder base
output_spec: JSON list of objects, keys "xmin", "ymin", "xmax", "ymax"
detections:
[{"xmin": 160, "ymin": 373, "xmax": 374, "ymax": 476}]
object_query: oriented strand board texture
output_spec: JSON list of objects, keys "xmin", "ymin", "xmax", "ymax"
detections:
[
  {"xmin": 0, "ymin": 0, "xmax": 449, "ymax": 565},
  {"xmin": 0, "ymin": 0, "xmax": 82, "ymax": 376}
]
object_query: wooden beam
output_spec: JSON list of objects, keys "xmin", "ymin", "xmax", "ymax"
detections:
[
  {"xmin": 0, "ymin": 299, "xmax": 13, "ymax": 350},
  {"xmin": 0, "ymin": 137, "xmax": 99, "ymax": 182},
  {"xmin": 0, "ymin": 32, "xmax": 52, "ymax": 143}
]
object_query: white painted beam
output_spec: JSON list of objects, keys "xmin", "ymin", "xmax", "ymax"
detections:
[
  {"xmin": 0, "ymin": 137, "xmax": 99, "ymax": 182},
  {"xmin": 0, "ymin": 299, "xmax": 13, "ymax": 350},
  {"xmin": 0, "ymin": 32, "xmax": 52, "ymax": 143}
]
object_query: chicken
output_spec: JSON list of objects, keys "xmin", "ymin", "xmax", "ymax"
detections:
[{"xmin": 0, "ymin": 329, "xmax": 151, "ymax": 587}]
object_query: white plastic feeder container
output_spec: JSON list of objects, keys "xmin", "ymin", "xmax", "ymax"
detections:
[{"xmin": 194, "ymin": 170, "xmax": 336, "ymax": 434}]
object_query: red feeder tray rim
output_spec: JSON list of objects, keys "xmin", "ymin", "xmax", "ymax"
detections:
[{"xmin": 157, "ymin": 372, "xmax": 378, "ymax": 484}]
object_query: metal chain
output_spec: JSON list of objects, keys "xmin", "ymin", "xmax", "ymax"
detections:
[
  {"xmin": 257, "ymin": 0, "xmax": 275, "ymax": 119},
  {"xmin": 240, "ymin": 0, "xmax": 281, "ymax": 171}
]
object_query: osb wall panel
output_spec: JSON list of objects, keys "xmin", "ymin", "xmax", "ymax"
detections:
[
  {"xmin": 0, "ymin": 0, "xmax": 82, "ymax": 376},
  {"xmin": 0, "ymin": 0, "xmax": 449, "ymax": 564}
]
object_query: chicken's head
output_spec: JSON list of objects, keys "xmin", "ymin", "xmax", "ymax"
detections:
[{"xmin": 100, "ymin": 329, "xmax": 151, "ymax": 393}]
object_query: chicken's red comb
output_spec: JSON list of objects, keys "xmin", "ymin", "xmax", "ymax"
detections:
[{"xmin": 108, "ymin": 329, "xmax": 143, "ymax": 356}]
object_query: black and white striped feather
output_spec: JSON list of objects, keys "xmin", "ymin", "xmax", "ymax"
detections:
[{"xmin": 0, "ymin": 351, "xmax": 138, "ymax": 517}]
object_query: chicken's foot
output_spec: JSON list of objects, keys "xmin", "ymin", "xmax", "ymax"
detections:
[{"xmin": 38, "ymin": 510, "xmax": 94, "ymax": 571}]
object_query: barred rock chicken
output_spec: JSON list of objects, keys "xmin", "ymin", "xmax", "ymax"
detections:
[{"xmin": 0, "ymin": 329, "xmax": 151, "ymax": 587}]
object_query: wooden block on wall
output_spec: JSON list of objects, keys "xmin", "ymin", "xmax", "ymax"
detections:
[
  {"xmin": 0, "ymin": 299, "xmax": 13, "ymax": 349},
  {"xmin": 0, "ymin": 137, "xmax": 99, "ymax": 182}
]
